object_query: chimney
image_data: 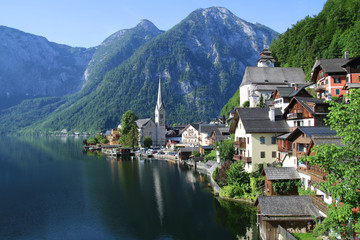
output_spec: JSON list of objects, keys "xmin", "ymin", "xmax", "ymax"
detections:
[
  {"xmin": 344, "ymin": 51, "xmax": 349, "ymax": 60},
  {"xmin": 269, "ymin": 107, "xmax": 275, "ymax": 122}
]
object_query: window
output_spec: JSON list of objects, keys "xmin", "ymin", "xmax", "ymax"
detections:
[
  {"xmin": 247, "ymin": 137, "xmax": 249, "ymax": 144},
  {"xmin": 334, "ymin": 78, "xmax": 341, "ymax": 83},
  {"xmin": 271, "ymin": 137, "xmax": 276, "ymax": 144},
  {"xmin": 325, "ymin": 79, "xmax": 328, "ymax": 84},
  {"xmin": 272, "ymin": 151, "xmax": 276, "ymax": 158},
  {"xmin": 260, "ymin": 137, "xmax": 265, "ymax": 144},
  {"xmin": 346, "ymin": 76, "xmax": 350, "ymax": 83},
  {"xmin": 335, "ymin": 89, "xmax": 340, "ymax": 95},
  {"xmin": 260, "ymin": 152, "xmax": 265, "ymax": 158}
]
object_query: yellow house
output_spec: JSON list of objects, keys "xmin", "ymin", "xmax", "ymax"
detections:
[{"xmin": 230, "ymin": 107, "xmax": 289, "ymax": 172}]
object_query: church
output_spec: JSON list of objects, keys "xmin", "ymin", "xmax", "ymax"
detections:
[{"xmin": 135, "ymin": 77, "xmax": 167, "ymax": 146}]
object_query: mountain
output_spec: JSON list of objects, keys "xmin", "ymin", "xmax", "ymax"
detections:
[
  {"xmin": 0, "ymin": 7, "xmax": 278, "ymax": 134},
  {"xmin": 0, "ymin": 26, "xmax": 95, "ymax": 110},
  {"xmin": 269, "ymin": 0, "xmax": 360, "ymax": 79}
]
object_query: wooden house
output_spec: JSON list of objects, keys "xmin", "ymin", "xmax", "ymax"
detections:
[
  {"xmin": 256, "ymin": 196, "xmax": 322, "ymax": 240},
  {"xmin": 282, "ymin": 97, "xmax": 329, "ymax": 131},
  {"xmin": 273, "ymin": 85, "xmax": 312, "ymax": 112},
  {"xmin": 262, "ymin": 167, "xmax": 300, "ymax": 196}
]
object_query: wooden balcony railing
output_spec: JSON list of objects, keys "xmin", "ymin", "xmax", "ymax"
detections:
[
  {"xmin": 233, "ymin": 154, "xmax": 252, "ymax": 163},
  {"xmin": 233, "ymin": 140, "xmax": 246, "ymax": 149},
  {"xmin": 312, "ymin": 195, "xmax": 328, "ymax": 214},
  {"xmin": 233, "ymin": 154, "xmax": 241, "ymax": 161},
  {"xmin": 278, "ymin": 145, "xmax": 292, "ymax": 153}
]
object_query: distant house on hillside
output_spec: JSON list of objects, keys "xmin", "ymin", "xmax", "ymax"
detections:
[
  {"xmin": 239, "ymin": 49, "xmax": 306, "ymax": 107},
  {"xmin": 312, "ymin": 52, "xmax": 360, "ymax": 99}
]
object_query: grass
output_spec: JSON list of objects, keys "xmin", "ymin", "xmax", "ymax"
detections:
[{"xmin": 292, "ymin": 232, "xmax": 318, "ymax": 240}]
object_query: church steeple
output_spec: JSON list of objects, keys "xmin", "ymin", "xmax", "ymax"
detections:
[
  {"xmin": 155, "ymin": 75, "xmax": 166, "ymax": 145},
  {"xmin": 156, "ymin": 76, "xmax": 165, "ymax": 111}
]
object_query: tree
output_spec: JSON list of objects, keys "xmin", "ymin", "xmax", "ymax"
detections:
[
  {"xmin": 121, "ymin": 110, "xmax": 139, "ymax": 135},
  {"xmin": 257, "ymin": 94, "xmax": 265, "ymax": 108},
  {"xmin": 242, "ymin": 100, "xmax": 250, "ymax": 108},
  {"xmin": 121, "ymin": 125, "xmax": 139, "ymax": 148},
  {"xmin": 304, "ymin": 89, "xmax": 360, "ymax": 238},
  {"xmin": 143, "ymin": 136, "xmax": 152, "ymax": 148},
  {"xmin": 218, "ymin": 135, "xmax": 235, "ymax": 162}
]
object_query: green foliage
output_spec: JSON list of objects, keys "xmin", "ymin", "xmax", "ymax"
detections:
[
  {"xmin": 270, "ymin": 0, "xmax": 360, "ymax": 79},
  {"xmin": 120, "ymin": 125, "xmax": 139, "ymax": 148},
  {"xmin": 205, "ymin": 150, "xmax": 217, "ymax": 161},
  {"xmin": 272, "ymin": 179, "xmax": 301, "ymax": 193},
  {"xmin": 226, "ymin": 161, "xmax": 249, "ymax": 186},
  {"xmin": 218, "ymin": 137, "xmax": 235, "ymax": 162},
  {"xmin": 242, "ymin": 100, "xmax": 249, "ymax": 108},
  {"xmin": 143, "ymin": 136, "xmax": 152, "ymax": 148},
  {"xmin": 220, "ymin": 89, "xmax": 239, "ymax": 116},
  {"xmin": 96, "ymin": 135, "xmax": 109, "ymax": 144},
  {"xmin": 121, "ymin": 110, "xmax": 139, "ymax": 135},
  {"xmin": 86, "ymin": 137, "xmax": 97, "ymax": 145},
  {"xmin": 256, "ymin": 94, "xmax": 265, "ymax": 108},
  {"xmin": 298, "ymin": 186, "xmax": 316, "ymax": 196},
  {"xmin": 214, "ymin": 161, "xmax": 232, "ymax": 187},
  {"xmin": 212, "ymin": 167, "xmax": 219, "ymax": 182},
  {"xmin": 303, "ymin": 89, "xmax": 360, "ymax": 237},
  {"xmin": 192, "ymin": 151, "xmax": 200, "ymax": 157}
]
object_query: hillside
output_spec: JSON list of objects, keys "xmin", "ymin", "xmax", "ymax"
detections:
[
  {"xmin": 220, "ymin": 0, "xmax": 360, "ymax": 115},
  {"xmin": 0, "ymin": 26, "xmax": 94, "ymax": 110},
  {"xmin": 270, "ymin": 0, "xmax": 360, "ymax": 79},
  {"xmin": 0, "ymin": 7, "xmax": 278, "ymax": 134}
]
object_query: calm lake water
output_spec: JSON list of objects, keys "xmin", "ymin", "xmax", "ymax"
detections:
[{"xmin": 0, "ymin": 136, "xmax": 259, "ymax": 240}]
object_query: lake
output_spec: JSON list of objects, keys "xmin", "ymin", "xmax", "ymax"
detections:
[{"xmin": 0, "ymin": 136, "xmax": 259, "ymax": 240}]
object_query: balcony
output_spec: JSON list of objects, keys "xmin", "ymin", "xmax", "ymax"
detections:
[
  {"xmin": 287, "ymin": 112, "xmax": 303, "ymax": 119},
  {"xmin": 233, "ymin": 154, "xmax": 252, "ymax": 163},
  {"xmin": 233, "ymin": 139, "xmax": 246, "ymax": 149},
  {"xmin": 315, "ymin": 85, "xmax": 326, "ymax": 93},
  {"xmin": 312, "ymin": 195, "xmax": 328, "ymax": 214},
  {"xmin": 241, "ymin": 156, "xmax": 252, "ymax": 163}
]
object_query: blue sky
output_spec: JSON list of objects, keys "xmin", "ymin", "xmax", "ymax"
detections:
[{"xmin": 0, "ymin": 0, "xmax": 327, "ymax": 48}]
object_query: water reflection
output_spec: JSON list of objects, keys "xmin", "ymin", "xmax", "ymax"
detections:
[{"xmin": 0, "ymin": 137, "xmax": 259, "ymax": 239}]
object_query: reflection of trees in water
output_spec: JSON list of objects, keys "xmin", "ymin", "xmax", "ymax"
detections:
[{"xmin": 213, "ymin": 198, "xmax": 260, "ymax": 240}]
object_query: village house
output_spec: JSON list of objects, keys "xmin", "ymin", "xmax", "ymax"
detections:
[
  {"xmin": 108, "ymin": 128, "xmax": 121, "ymax": 145},
  {"xmin": 198, "ymin": 124, "xmax": 229, "ymax": 154},
  {"xmin": 230, "ymin": 107, "xmax": 289, "ymax": 172},
  {"xmin": 272, "ymin": 85, "xmax": 312, "ymax": 112},
  {"xmin": 282, "ymin": 97, "xmax": 329, "ymax": 132},
  {"xmin": 239, "ymin": 48, "xmax": 306, "ymax": 107},
  {"xmin": 181, "ymin": 123, "xmax": 200, "ymax": 146},
  {"xmin": 283, "ymin": 126, "xmax": 341, "ymax": 216},
  {"xmin": 256, "ymin": 195, "xmax": 322, "ymax": 240},
  {"xmin": 312, "ymin": 52, "xmax": 360, "ymax": 99},
  {"xmin": 262, "ymin": 167, "xmax": 300, "ymax": 196}
]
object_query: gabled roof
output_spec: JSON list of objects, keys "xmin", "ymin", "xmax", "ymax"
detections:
[
  {"xmin": 180, "ymin": 123, "xmax": 200, "ymax": 134},
  {"xmin": 312, "ymin": 58, "xmax": 349, "ymax": 74},
  {"xmin": 240, "ymin": 67, "xmax": 306, "ymax": 86},
  {"xmin": 256, "ymin": 196, "xmax": 322, "ymax": 218},
  {"xmin": 312, "ymin": 136, "xmax": 343, "ymax": 146},
  {"xmin": 287, "ymin": 126, "xmax": 337, "ymax": 141},
  {"xmin": 135, "ymin": 118, "xmax": 153, "ymax": 128},
  {"xmin": 235, "ymin": 108, "xmax": 289, "ymax": 133},
  {"xmin": 263, "ymin": 167, "xmax": 300, "ymax": 180},
  {"xmin": 283, "ymin": 97, "xmax": 329, "ymax": 118}
]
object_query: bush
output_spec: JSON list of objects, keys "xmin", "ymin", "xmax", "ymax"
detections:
[
  {"xmin": 212, "ymin": 167, "xmax": 219, "ymax": 181},
  {"xmin": 143, "ymin": 136, "xmax": 152, "ymax": 148},
  {"xmin": 204, "ymin": 150, "xmax": 216, "ymax": 161},
  {"xmin": 226, "ymin": 161, "xmax": 250, "ymax": 186},
  {"xmin": 242, "ymin": 100, "xmax": 250, "ymax": 108},
  {"xmin": 214, "ymin": 161, "xmax": 232, "ymax": 187},
  {"xmin": 192, "ymin": 151, "xmax": 200, "ymax": 157}
]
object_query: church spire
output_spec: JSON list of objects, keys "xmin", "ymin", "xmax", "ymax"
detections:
[{"xmin": 156, "ymin": 75, "xmax": 165, "ymax": 111}]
